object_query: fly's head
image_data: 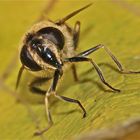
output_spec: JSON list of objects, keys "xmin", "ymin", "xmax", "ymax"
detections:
[{"xmin": 20, "ymin": 27, "xmax": 65, "ymax": 74}]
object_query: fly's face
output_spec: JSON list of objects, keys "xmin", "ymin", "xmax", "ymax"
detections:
[{"xmin": 20, "ymin": 27, "xmax": 65, "ymax": 72}]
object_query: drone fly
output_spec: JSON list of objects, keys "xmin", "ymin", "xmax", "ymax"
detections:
[{"xmin": 16, "ymin": 3, "xmax": 140, "ymax": 135}]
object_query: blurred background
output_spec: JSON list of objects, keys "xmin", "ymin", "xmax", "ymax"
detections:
[{"xmin": 0, "ymin": 0, "xmax": 140, "ymax": 140}]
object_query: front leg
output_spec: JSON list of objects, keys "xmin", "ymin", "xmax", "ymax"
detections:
[
  {"xmin": 53, "ymin": 70, "xmax": 86, "ymax": 118},
  {"xmin": 65, "ymin": 56, "xmax": 120, "ymax": 92},
  {"xmin": 34, "ymin": 70, "xmax": 60, "ymax": 136},
  {"xmin": 35, "ymin": 68, "xmax": 86, "ymax": 136},
  {"xmin": 66, "ymin": 44, "xmax": 140, "ymax": 91},
  {"xmin": 76, "ymin": 44, "xmax": 140, "ymax": 74},
  {"xmin": 34, "ymin": 95, "xmax": 53, "ymax": 136}
]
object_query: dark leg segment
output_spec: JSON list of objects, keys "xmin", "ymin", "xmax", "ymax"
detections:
[
  {"xmin": 76, "ymin": 44, "xmax": 140, "ymax": 74},
  {"xmin": 71, "ymin": 21, "xmax": 80, "ymax": 81},
  {"xmin": 73, "ymin": 21, "xmax": 80, "ymax": 49},
  {"xmin": 50, "ymin": 70, "xmax": 60, "ymax": 92},
  {"xmin": 66, "ymin": 57, "xmax": 120, "ymax": 92},
  {"xmin": 52, "ymin": 70, "xmax": 86, "ymax": 117},
  {"xmin": 55, "ymin": 95, "xmax": 86, "ymax": 118}
]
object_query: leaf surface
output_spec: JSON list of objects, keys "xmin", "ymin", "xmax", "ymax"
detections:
[{"xmin": 0, "ymin": 0, "xmax": 140, "ymax": 140}]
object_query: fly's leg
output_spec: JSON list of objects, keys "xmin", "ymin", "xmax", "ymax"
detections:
[
  {"xmin": 73, "ymin": 21, "xmax": 80, "ymax": 49},
  {"xmin": 1, "ymin": 63, "xmax": 46, "ymax": 139},
  {"xmin": 34, "ymin": 70, "xmax": 60, "ymax": 136},
  {"xmin": 54, "ymin": 95, "xmax": 86, "ymax": 118},
  {"xmin": 69, "ymin": 44, "xmax": 140, "ymax": 90},
  {"xmin": 34, "ymin": 69, "xmax": 86, "ymax": 136},
  {"xmin": 65, "ymin": 57, "xmax": 120, "ymax": 92},
  {"xmin": 34, "ymin": 95, "xmax": 53, "ymax": 136},
  {"xmin": 62, "ymin": 21, "xmax": 86, "ymax": 114},
  {"xmin": 29, "ymin": 77, "xmax": 52, "ymax": 95},
  {"xmin": 71, "ymin": 21, "xmax": 81, "ymax": 82},
  {"xmin": 53, "ymin": 70, "xmax": 86, "ymax": 118},
  {"xmin": 76, "ymin": 44, "xmax": 140, "ymax": 74}
]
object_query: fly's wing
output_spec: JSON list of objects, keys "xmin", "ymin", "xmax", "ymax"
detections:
[
  {"xmin": 56, "ymin": 3, "xmax": 92, "ymax": 24},
  {"xmin": 37, "ymin": 0, "xmax": 58, "ymax": 22}
]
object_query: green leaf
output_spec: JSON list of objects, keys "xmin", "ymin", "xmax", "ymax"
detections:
[{"xmin": 0, "ymin": 0, "xmax": 140, "ymax": 140}]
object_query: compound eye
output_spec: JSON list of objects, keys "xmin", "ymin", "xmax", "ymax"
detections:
[
  {"xmin": 20, "ymin": 45, "xmax": 42, "ymax": 71},
  {"xmin": 37, "ymin": 27, "xmax": 64, "ymax": 50}
]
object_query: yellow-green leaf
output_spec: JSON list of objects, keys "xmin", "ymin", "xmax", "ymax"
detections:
[{"xmin": 0, "ymin": 0, "xmax": 140, "ymax": 140}]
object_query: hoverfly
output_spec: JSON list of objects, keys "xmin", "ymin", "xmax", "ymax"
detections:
[{"xmin": 16, "ymin": 3, "xmax": 140, "ymax": 135}]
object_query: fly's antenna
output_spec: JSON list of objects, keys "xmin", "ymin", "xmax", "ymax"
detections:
[
  {"xmin": 16, "ymin": 65, "xmax": 24, "ymax": 90},
  {"xmin": 56, "ymin": 3, "xmax": 93, "ymax": 24}
]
